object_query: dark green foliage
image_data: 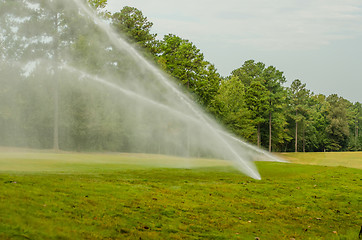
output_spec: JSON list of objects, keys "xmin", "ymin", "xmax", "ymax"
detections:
[
  {"xmin": 194, "ymin": 63, "xmax": 221, "ymax": 108},
  {"xmin": 228, "ymin": 60, "xmax": 288, "ymax": 150},
  {"xmin": 226, "ymin": 61, "xmax": 361, "ymax": 152},
  {"xmin": 88, "ymin": 0, "xmax": 108, "ymax": 10},
  {"xmin": 112, "ymin": 6, "xmax": 159, "ymax": 54},
  {"xmin": 303, "ymin": 94, "xmax": 329, "ymax": 152},
  {"xmin": 211, "ymin": 77, "xmax": 255, "ymax": 142},
  {"xmin": 158, "ymin": 34, "xmax": 204, "ymax": 90},
  {"xmin": 348, "ymin": 102, "xmax": 362, "ymax": 150},
  {"xmin": 288, "ymin": 79, "xmax": 311, "ymax": 152},
  {"xmin": 0, "ymin": 1, "xmax": 361, "ymax": 153},
  {"xmin": 245, "ymin": 80, "xmax": 269, "ymax": 147},
  {"xmin": 157, "ymin": 34, "xmax": 221, "ymax": 107},
  {"xmin": 325, "ymin": 95, "xmax": 350, "ymax": 151}
]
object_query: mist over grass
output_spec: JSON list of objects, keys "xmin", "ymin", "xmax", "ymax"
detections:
[{"xmin": 0, "ymin": 0, "xmax": 286, "ymax": 179}]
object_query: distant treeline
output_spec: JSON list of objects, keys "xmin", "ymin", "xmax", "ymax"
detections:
[
  {"xmin": 0, "ymin": 1, "xmax": 361, "ymax": 153},
  {"xmin": 99, "ymin": 4, "xmax": 361, "ymax": 152}
]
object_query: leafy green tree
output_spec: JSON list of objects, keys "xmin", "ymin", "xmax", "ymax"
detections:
[
  {"xmin": 15, "ymin": 0, "xmax": 109, "ymax": 150},
  {"xmin": 211, "ymin": 77, "xmax": 254, "ymax": 141},
  {"xmin": 88, "ymin": 0, "xmax": 108, "ymax": 9},
  {"xmin": 347, "ymin": 102, "xmax": 362, "ymax": 150},
  {"xmin": 325, "ymin": 94, "xmax": 350, "ymax": 151},
  {"xmin": 231, "ymin": 60, "xmax": 266, "ymax": 147},
  {"xmin": 0, "ymin": 1, "xmax": 33, "ymax": 61},
  {"xmin": 158, "ymin": 34, "xmax": 220, "ymax": 107},
  {"xmin": 194, "ymin": 63, "xmax": 221, "ymax": 108},
  {"xmin": 262, "ymin": 66, "xmax": 287, "ymax": 152},
  {"xmin": 354, "ymin": 102, "xmax": 362, "ymax": 149},
  {"xmin": 88, "ymin": 0, "xmax": 111, "ymax": 18},
  {"xmin": 0, "ymin": 0, "xmax": 65, "ymax": 150},
  {"xmin": 231, "ymin": 60, "xmax": 287, "ymax": 151},
  {"xmin": 300, "ymin": 94, "xmax": 323, "ymax": 152},
  {"xmin": 0, "ymin": 0, "xmax": 126, "ymax": 151},
  {"xmin": 231, "ymin": 60, "xmax": 265, "ymax": 86},
  {"xmin": 112, "ymin": 6, "xmax": 158, "ymax": 54},
  {"xmin": 303, "ymin": 94, "xmax": 329, "ymax": 152},
  {"xmin": 244, "ymin": 80, "xmax": 269, "ymax": 147},
  {"xmin": 289, "ymin": 79, "xmax": 310, "ymax": 152},
  {"xmin": 159, "ymin": 34, "xmax": 204, "ymax": 88}
]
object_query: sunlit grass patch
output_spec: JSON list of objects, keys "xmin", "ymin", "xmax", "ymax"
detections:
[
  {"xmin": 0, "ymin": 151, "xmax": 361, "ymax": 239},
  {"xmin": 279, "ymin": 152, "xmax": 362, "ymax": 169},
  {"xmin": 0, "ymin": 150, "xmax": 230, "ymax": 173}
]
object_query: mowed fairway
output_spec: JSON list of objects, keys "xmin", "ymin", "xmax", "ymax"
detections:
[
  {"xmin": 279, "ymin": 152, "xmax": 362, "ymax": 170},
  {"xmin": 0, "ymin": 150, "xmax": 361, "ymax": 239}
]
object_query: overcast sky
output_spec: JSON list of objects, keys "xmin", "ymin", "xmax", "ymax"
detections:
[{"xmin": 106, "ymin": 0, "xmax": 362, "ymax": 103}]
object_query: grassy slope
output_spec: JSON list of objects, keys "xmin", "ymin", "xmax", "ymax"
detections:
[
  {"xmin": 279, "ymin": 152, "xmax": 362, "ymax": 170},
  {"xmin": 0, "ymin": 151, "xmax": 361, "ymax": 239}
]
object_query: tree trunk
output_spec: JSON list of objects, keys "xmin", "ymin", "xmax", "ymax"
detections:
[
  {"xmin": 356, "ymin": 118, "xmax": 359, "ymax": 143},
  {"xmin": 269, "ymin": 111, "xmax": 272, "ymax": 152},
  {"xmin": 257, "ymin": 123, "xmax": 261, "ymax": 147},
  {"xmin": 53, "ymin": 12, "xmax": 59, "ymax": 151},
  {"xmin": 186, "ymin": 124, "xmax": 190, "ymax": 157},
  {"xmin": 53, "ymin": 75, "xmax": 59, "ymax": 150},
  {"xmin": 295, "ymin": 110, "xmax": 298, "ymax": 152},
  {"xmin": 302, "ymin": 122, "xmax": 306, "ymax": 152}
]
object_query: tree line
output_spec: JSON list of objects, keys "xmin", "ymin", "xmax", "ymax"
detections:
[
  {"xmin": 0, "ymin": 0, "xmax": 361, "ymax": 153},
  {"xmin": 100, "ymin": 4, "xmax": 362, "ymax": 152}
]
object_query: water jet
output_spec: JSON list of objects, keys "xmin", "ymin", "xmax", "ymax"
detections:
[{"xmin": 0, "ymin": 0, "xmax": 284, "ymax": 179}]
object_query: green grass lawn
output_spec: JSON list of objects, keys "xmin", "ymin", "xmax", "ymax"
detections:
[
  {"xmin": 0, "ymin": 150, "xmax": 361, "ymax": 239},
  {"xmin": 279, "ymin": 152, "xmax": 362, "ymax": 169}
]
